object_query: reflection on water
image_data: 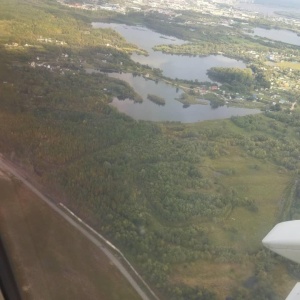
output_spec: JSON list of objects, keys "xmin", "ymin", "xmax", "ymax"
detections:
[
  {"xmin": 90, "ymin": 23, "xmax": 259, "ymax": 122},
  {"xmin": 251, "ymin": 28, "xmax": 300, "ymax": 46},
  {"xmin": 108, "ymin": 73, "xmax": 260, "ymax": 123},
  {"xmin": 92, "ymin": 22, "xmax": 185, "ymax": 52},
  {"xmin": 131, "ymin": 53, "xmax": 246, "ymax": 82},
  {"xmin": 92, "ymin": 22, "xmax": 246, "ymax": 81},
  {"xmin": 235, "ymin": 2, "xmax": 300, "ymax": 17}
]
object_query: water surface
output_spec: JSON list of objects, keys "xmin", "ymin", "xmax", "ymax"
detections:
[
  {"xmin": 251, "ymin": 28, "xmax": 300, "ymax": 46},
  {"xmin": 91, "ymin": 23, "xmax": 259, "ymax": 122},
  {"xmin": 235, "ymin": 2, "xmax": 300, "ymax": 16},
  {"xmin": 92, "ymin": 22, "xmax": 246, "ymax": 81},
  {"xmin": 108, "ymin": 73, "xmax": 260, "ymax": 123}
]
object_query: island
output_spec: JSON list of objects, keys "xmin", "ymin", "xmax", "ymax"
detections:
[{"xmin": 147, "ymin": 94, "xmax": 166, "ymax": 105}]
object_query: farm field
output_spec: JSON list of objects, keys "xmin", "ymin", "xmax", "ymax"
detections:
[{"xmin": 0, "ymin": 173, "xmax": 141, "ymax": 300}]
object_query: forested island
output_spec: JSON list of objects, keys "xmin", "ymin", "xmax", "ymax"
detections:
[
  {"xmin": 1, "ymin": 0, "xmax": 300, "ymax": 300},
  {"xmin": 147, "ymin": 94, "xmax": 166, "ymax": 105}
]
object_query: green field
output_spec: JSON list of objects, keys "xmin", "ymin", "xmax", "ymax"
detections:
[
  {"xmin": 169, "ymin": 153, "xmax": 294, "ymax": 299},
  {"xmin": 276, "ymin": 61, "xmax": 300, "ymax": 70}
]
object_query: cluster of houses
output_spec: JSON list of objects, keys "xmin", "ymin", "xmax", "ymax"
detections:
[
  {"xmin": 29, "ymin": 53, "xmax": 74, "ymax": 76},
  {"xmin": 37, "ymin": 37, "xmax": 67, "ymax": 45}
]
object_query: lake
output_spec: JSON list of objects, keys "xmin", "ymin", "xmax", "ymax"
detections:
[
  {"xmin": 92, "ymin": 22, "xmax": 246, "ymax": 81},
  {"xmin": 106, "ymin": 72, "xmax": 260, "ymax": 123},
  {"xmin": 90, "ymin": 23, "xmax": 259, "ymax": 123},
  {"xmin": 235, "ymin": 2, "xmax": 300, "ymax": 17},
  {"xmin": 251, "ymin": 28, "xmax": 300, "ymax": 46}
]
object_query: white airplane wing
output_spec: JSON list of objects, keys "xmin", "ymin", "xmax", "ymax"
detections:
[
  {"xmin": 286, "ymin": 283, "xmax": 300, "ymax": 300},
  {"xmin": 262, "ymin": 220, "xmax": 300, "ymax": 264},
  {"xmin": 262, "ymin": 221, "xmax": 300, "ymax": 300}
]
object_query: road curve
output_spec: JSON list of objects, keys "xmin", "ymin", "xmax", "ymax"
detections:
[{"xmin": 0, "ymin": 158, "xmax": 154, "ymax": 300}]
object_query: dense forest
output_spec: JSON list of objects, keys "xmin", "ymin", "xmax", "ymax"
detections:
[
  {"xmin": 147, "ymin": 94, "xmax": 166, "ymax": 106},
  {"xmin": 1, "ymin": 0, "xmax": 300, "ymax": 299},
  {"xmin": 207, "ymin": 67, "xmax": 270, "ymax": 92}
]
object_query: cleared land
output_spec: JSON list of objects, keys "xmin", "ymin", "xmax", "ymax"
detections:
[
  {"xmin": 169, "ymin": 151, "xmax": 295, "ymax": 299},
  {"xmin": 276, "ymin": 61, "xmax": 300, "ymax": 70},
  {"xmin": 0, "ymin": 174, "xmax": 141, "ymax": 300}
]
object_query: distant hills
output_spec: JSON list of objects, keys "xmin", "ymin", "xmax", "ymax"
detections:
[{"xmin": 255, "ymin": 0, "xmax": 300, "ymax": 9}]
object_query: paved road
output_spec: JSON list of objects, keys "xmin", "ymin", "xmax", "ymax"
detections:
[{"xmin": 0, "ymin": 158, "xmax": 152, "ymax": 300}]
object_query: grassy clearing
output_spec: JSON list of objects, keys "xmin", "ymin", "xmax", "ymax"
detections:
[
  {"xmin": 209, "ymin": 154, "xmax": 291, "ymax": 252},
  {"xmin": 172, "ymin": 258, "xmax": 296, "ymax": 300},
  {"xmin": 0, "ymin": 177, "xmax": 141, "ymax": 300},
  {"xmin": 168, "ymin": 148, "xmax": 294, "ymax": 299},
  {"xmin": 272, "ymin": 264, "xmax": 298, "ymax": 299},
  {"xmin": 171, "ymin": 260, "xmax": 254, "ymax": 299},
  {"xmin": 276, "ymin": 61, "xmax": 300, "ymax": 70}
]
